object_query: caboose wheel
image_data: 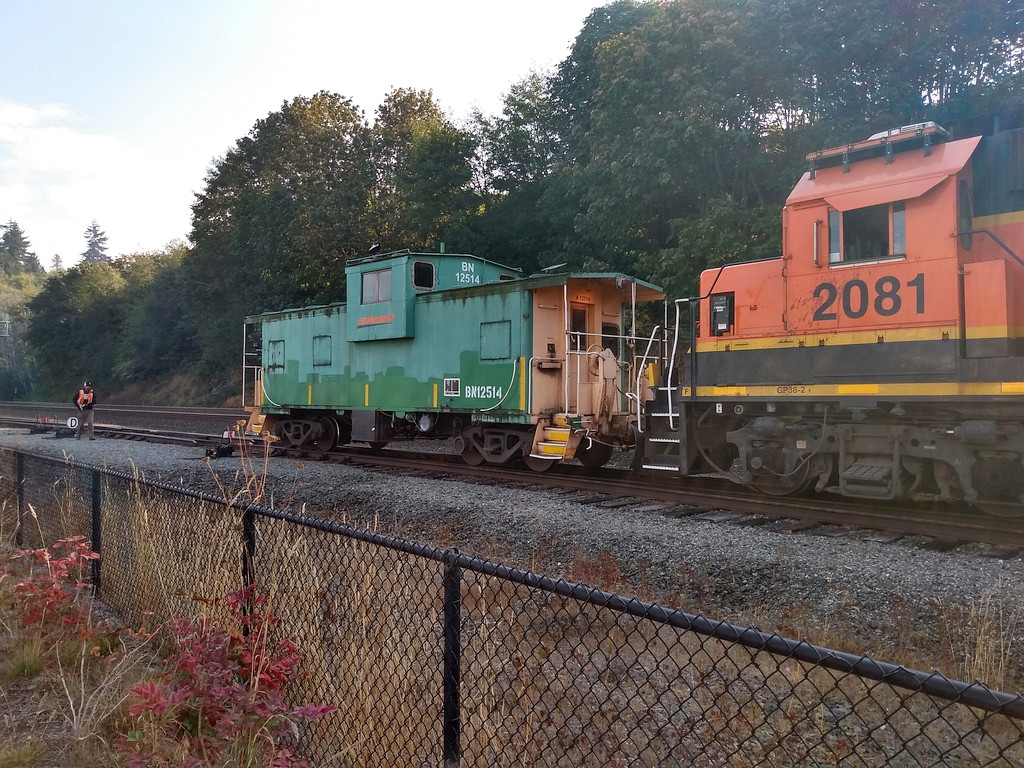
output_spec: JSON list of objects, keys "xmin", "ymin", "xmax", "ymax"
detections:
[
  {"xmin": 576, "ymin": 439, "xmax": 613, "ymax": 468},
  {"xmin": 313, "ymin": 417, "xmax": 338, "ymax": 453},
  {"xmin": 522, "ymin": 453, "xmax": 558, "ymax": 472}
]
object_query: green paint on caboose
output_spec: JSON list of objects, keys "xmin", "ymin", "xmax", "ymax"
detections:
[{"xmin": 250, "ymin": 250, "xmax": 533, "ymax": 419}]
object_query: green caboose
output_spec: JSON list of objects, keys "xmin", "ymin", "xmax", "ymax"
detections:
[{"xmin": 246, "ymin": 249, "xmax": 664, "ymax": 470}]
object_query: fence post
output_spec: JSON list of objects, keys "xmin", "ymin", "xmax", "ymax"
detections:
[
  {"xmin": 15, "ymin": 453, "xmax": 24, "ymax": 546},
  {"xmin": 241, "ymin": 503, "xmax": 257, "ymax": 591},
  {"xmin": 91, "ymin": 469, "xmax": 102, "ymax": 590},
  {"xmin": 442, "ymin": 549, "xmax": 462, "ymax": 768}
]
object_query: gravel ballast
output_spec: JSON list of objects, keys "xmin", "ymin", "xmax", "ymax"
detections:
[{"xmin": 2, "ymin": 428, "xmax": 1022, "ymax": 683}]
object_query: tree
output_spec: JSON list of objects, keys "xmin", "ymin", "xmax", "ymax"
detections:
[
  {"xmin": 26, "ymin": 262, "xmax": 126, "ymax": 396},
  {"xmin": 0, "ymin": 220, "xmax": 43, "ymax": 276},
  {"xmin": 185, "ymin": 91, "xmax": 375, "ymax": 372},
  {"xmin": 367, "ymin": 88, "xmax": 478, "ymax": 251},
  {"xmin": 50, "ymin": 254, "xmax": 62, "ymax": 272},
  {"xmin": 81, "ymin": 220, "xmax": 110, "ymax": 263},
  {"xmin": 115, "ymin": 242, "xmax": 200, "ymax": 382}
]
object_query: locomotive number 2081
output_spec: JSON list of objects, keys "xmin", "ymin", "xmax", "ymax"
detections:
[{"xmin": 812, "ymin": 273, "xmax": 924, "ymax": 322}]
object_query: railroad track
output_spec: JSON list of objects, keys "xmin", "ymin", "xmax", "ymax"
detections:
[
  {"xmin": 286, "ymin": 444, "xmax": 1024, "ymax": 554},
  {"xmin": 2, "ymin": 402, "xmax": 1021, "ymax": 555}
]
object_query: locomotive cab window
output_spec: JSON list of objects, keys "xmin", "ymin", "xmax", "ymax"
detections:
[
  {"xmin": 412, "ymin": 261, "xmax": 435, "ymax": 290},
  {"xmin": 361, "ymin": 268, "xmax": 392, "ymax": 304},
  {"xmin": 828, "ymin": 202, "xmax": 906, "ymax": 263}
]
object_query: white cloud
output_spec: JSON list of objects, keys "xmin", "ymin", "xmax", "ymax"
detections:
[{"xmin": 0, "ymin": 99, "xmax": 189, "ymax": 261}]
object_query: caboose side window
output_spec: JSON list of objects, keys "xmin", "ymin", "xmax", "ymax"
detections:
[
  {"xmin": 828, "ymin": 202, "xmax": 906, "ymax": 263},
  {"xmin": 268, "ymin": 339, "xmax": 285, "ymax": 371},
  {"xmin": 312, "ymin": 335, "xmax": 332, "ymax": 367},
  {"xmin": 361, "ymin": 268, "xmax": 392, "ymax": 304},
  {"xmin": 413, "ymin": 261, "xmax": 435, "ymax": 290}
]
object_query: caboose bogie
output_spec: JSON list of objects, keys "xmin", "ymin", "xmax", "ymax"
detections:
[
  {"xmin": 248, "ymin": 250, "xmax": 664, "ymax": 470},
  {"xmin": 639, "ymin": 117, "xmax": 1024, "ymax": 509}
]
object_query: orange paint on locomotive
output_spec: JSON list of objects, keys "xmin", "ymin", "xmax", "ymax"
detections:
[{"xmin": 696, "ymin": 130, "xmax": 1024, "ymax": 353}]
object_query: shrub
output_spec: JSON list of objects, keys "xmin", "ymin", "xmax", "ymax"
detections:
[{"xmin": 118, "ymin": 585, "xmax": 335, "ymax": 767}]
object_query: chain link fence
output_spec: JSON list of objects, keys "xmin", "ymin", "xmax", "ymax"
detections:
[{"xmin": 1, "ymin": 447, "xmax": 1022, "ymax": 766}]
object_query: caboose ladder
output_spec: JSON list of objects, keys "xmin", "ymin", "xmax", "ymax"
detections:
[{"xmin": 529, "ymin": 414, "xmax": 578, "ymax": 461}]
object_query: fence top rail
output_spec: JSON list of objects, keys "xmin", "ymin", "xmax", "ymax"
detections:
[{"xmin": 7, "ymin": 446, "xmax": 1023, "ymax": 718}]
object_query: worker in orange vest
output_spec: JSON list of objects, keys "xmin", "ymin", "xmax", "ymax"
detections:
[{"xmin": 73, "ymin": 381, "xmax": 96, "ymax": 439}]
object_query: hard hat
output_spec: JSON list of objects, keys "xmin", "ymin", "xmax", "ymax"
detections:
[{"xmin": 84, "ymin": 381, "xmax": 92, "ymax": 387}]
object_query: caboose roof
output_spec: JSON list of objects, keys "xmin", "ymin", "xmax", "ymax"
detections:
[{"xmin": 787, "ymin": 135, "xmax": 981, "ymax": 211}]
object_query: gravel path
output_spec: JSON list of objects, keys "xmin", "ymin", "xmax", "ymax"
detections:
[{"xmin": 2, "ymin": 428, "xmax": 1022, "ymax": 686}]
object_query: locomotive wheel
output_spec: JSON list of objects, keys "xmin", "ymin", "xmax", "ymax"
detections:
[
  {"xmin": 576, "ymin": 440, "xmax": 613, "ymax": 468},
  {"xmin": 522, "ymin": 452, "xmax": 558, "ymax": 472},
  {"xmin": 750, "ymin": 462, "xmax": 813, "ymax": 497},
  {"xmin": 461, "ymin": 446, "xmax": 485, "ymax": 466},
  {"xmin": 313, "ymin": 417, "xmax": 338, "ymax": 453},
  {"xmin": 367, "ymin": 441, "xmax": 388, "ymax": 452}
]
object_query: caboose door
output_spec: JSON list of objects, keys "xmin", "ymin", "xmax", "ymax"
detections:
[{"xmin": 567, "ymin": 302, "xmax": 592, "ymax": 413}]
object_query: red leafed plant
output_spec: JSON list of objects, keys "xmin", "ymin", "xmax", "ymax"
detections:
[
  {"xmin": 118, "ymin": 585, "xmax": 335, "ymax": 767},
  {"xmin": 10, "ymin": 535, "xmax": 100, "ymax": 633}
]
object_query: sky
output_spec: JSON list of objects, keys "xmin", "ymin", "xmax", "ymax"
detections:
[{"xmin": 0, "ymin": 0, "xmax": 603, "ymax": 266}]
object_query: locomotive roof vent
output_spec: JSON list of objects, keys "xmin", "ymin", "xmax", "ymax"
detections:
[
  {"xmin": 868, "ymin": 121, "xmax": 949, "ymax": 141},
  {"xmin": 807, "ymin": 121, "xmax": 951, "ymax": 176}
]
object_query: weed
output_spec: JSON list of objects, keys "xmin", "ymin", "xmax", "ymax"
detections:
[
  {"xmin": 117, "ymin": 584, "xmax": 335, "ymax": 767},
  {"xmin": 0, "ymin": 736, "xmax": 43, "ymax": 767}
]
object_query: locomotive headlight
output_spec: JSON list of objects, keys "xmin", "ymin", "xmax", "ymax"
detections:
[{"xmin": 417, "ymin": 413, "xmax": 435, "ymax": 432}]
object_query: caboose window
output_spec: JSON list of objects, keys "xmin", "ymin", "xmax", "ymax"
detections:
[
  {"xmin": 828, "ymin": 202, "xmax": 906, "ymax": 263},
  {"xmin": 268, "ymin": 340, "xmax": 285, "ymax": 371},
  {"xmin": 361, "ymin": 268, "xmax": 392, "ymax": 304},
  {"xmin": 312, "ymin": 335, "xmax": 332, "ymax": 367},
  {"xmin": 413, "ymin": 261, "xmax": 435, "ymax": 290}
]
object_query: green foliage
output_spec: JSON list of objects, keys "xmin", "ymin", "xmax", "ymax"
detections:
[
  {"xmin": 26, "ymin": 261, "xmax": 126, "ymax": 396},
  {"xmin": 368, "ymin": 88, "xmax": 478, "ymax": 251},
  {"xmin": 115, "ymin": 243, "xmax": 200, "ymax": 383},
  {"xmin": 0, "ymin": 221, "xmax": 44, "ymax": 276},
  {"xmin": 185, "ymin": 91, "xmax": 374, "ymax": 372},
  {"xmin": 639, "ymin": 197, "xmax": 781, "ymax": 300},
  {"xmin": 21, "ymin": 0, "xmax": 1021, "ymax": 392},
  {"xmin": 81, "ymin": 220, "xmax": 110, "ymax": 264}
]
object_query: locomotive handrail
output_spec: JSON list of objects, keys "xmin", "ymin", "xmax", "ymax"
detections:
[
  {"xmin": 961, "ymin": 228, "xmax": 1024, "ymax": 270},
  {"xmin": 630, "ymin": 326, "xmax": 663, "ymax": 431},
  {"xmin": 665, "ymin": 264, "xmax": 731, "ymax": 429}
]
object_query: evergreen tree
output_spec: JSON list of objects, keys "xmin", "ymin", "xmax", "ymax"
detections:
[
  {"xmin": 51, "ymin": 254, "xmax": 62, "ymax": 271},
  {"xmin": 81, "ymin": 220, "xmax": 110, "ymax": 263},
  {"xmin": 0, "ymin": 220, "xmax": 39, "ymax": 275}
]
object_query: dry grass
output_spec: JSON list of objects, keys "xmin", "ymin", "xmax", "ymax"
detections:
[
  {"xmin": 2, "ymin": 442, "xmax": 1023, "ymax": 766},
  {"xmin": 0, "ymin": 541, "xmax": 155, "ymax": 767}
]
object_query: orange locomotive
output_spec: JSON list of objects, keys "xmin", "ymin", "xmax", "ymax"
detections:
[{"xmin": 638, "ymin": 114, "xmax": 1024, "ymax": 511}]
